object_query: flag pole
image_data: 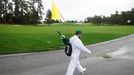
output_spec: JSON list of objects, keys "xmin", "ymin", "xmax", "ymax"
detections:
[{"xmin": 59, "ymin": 11, "xmax": 65, "ymax": 22}]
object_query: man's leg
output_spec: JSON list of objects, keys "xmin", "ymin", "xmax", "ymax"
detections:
[
  {"xmin": 65, "ymin": 58, "xmax": 78, "ymax": 75},
  {"xmin": 76, "ymin": 60, "xmax": 86, "ymax": 73}
]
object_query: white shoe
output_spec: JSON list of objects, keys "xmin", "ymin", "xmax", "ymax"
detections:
[{"xmin": 81, "ymin": 68, "xmax": 86, "ymax": 75}]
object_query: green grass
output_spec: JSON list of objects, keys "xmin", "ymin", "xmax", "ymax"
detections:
[{"xmin": 0, "ymin": 23, "xmax": 134, "ymax": 54}]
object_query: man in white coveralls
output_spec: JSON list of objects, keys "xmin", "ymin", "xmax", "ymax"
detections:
[{"xmin": 65, "ymin": 29, "xmax": 91, "ymax": 75}]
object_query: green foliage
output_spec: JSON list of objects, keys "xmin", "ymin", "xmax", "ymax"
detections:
[
  {"xmin": 0, "ymin": 23, "xmax": 134, "ymax": 54},
  {"xmin": 85, "ymin": 8, "xmax": 134, "ymax": 25},
  {"xmin": 45, "ymin": 9, "xmax": 52, "ymax": 26},
  {"xmin": 0, "ymin": 0, "xmax": 44, "ymax": 25}
]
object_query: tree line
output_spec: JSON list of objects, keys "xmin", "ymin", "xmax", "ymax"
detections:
[
  {"xmin": 0, "ymin": 0, "xmax": 44, "ymax": 25},
  {"xmin": 85, "ymin": 8, "xmax": 134, "ymax": 25}
]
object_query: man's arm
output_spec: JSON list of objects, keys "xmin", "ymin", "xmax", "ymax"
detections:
[{"xmin": 75, "ymin": 39, "xmax": 91, "ymax": 54}]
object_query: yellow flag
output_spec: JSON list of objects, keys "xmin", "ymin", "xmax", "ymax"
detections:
[{"xmin": 51, "ymin": 0, "xmax": 61, "ymax": 21}]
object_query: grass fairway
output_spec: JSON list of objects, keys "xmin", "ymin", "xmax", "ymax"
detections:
[{"xmin": 0, "ymin": 23, "xmax": 134, "ymax": 54}]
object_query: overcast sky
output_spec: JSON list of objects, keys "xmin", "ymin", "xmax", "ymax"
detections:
[{"xmin": 43, "ymin": 0, "xmax": 134, "ymax": 21}]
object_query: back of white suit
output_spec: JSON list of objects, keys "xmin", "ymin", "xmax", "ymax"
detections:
[{"xmin": 70, "ymin": 35, "xmax": 91, "ymax": 59}]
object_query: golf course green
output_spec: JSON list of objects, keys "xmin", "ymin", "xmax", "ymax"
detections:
[{"xmin": 0, "ymin": 23, "xmax": 134, "ymax": 54}]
